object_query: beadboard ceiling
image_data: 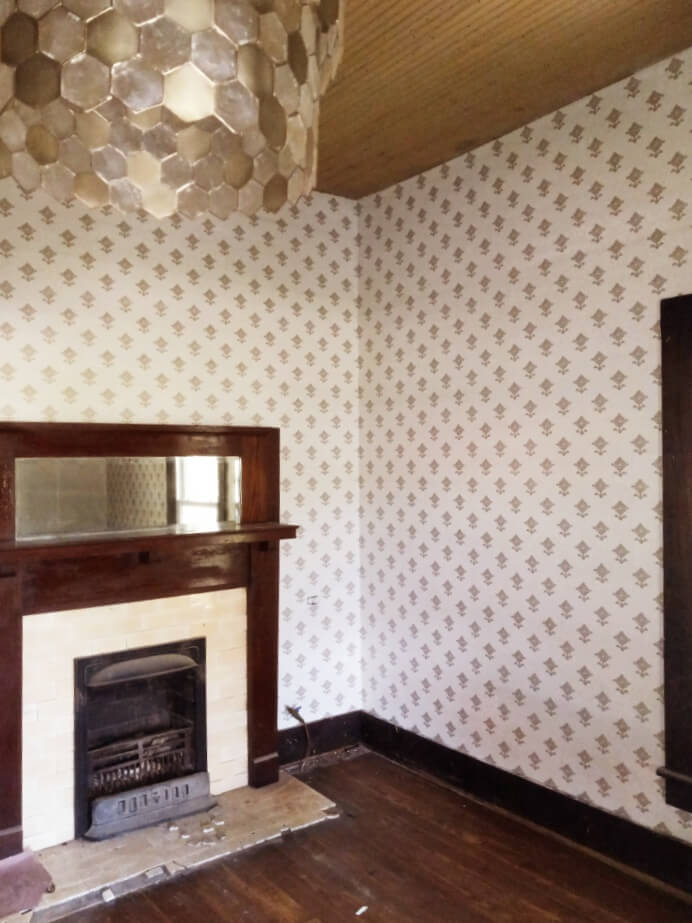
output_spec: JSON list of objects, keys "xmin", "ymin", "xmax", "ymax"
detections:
[{"xmin": 316, "ymin": 0, "xmax": 692, "ymax": 198}]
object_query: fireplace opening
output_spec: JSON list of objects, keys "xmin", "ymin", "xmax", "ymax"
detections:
[{"xmin": 74, "ymin": 637, "xmax": 215, "ymax": 840}]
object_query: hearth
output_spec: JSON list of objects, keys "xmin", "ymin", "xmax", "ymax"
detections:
[{"xmin": 74, "ymin": 638, "xmax": 214, "ymax": 839}]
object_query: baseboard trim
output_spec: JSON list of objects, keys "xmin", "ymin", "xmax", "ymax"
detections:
[
  {"xmin": 360, "ymin": 712, "xmax": 692, "ymax": 894},
  {"xmin": 278, "ymin": 710, "xmax": 362, "ymax": 765},
  {"xmin": 279, "ymin": 709, "xmax": 692, "ymax": 893}
]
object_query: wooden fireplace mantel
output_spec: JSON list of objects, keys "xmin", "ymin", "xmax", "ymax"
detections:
[{"xmin": 0, "ymin": 422, "xmax": 297, "ymax": 860}]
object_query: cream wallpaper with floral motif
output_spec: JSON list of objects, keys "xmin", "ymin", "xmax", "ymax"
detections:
[
  {"xmin": 2, "ymin": 42, "xmax": 691, "ymax": 846},
  {"xmin": 359, "ymin": 50, "xmax": 692, "ymax": 842},
  {"xmin": 0, "ymin": 188, "xmax": 361, "ymax": 728}
]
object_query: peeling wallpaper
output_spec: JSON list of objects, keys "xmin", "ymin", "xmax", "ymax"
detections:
[
  {"xmin": 358, "ymin": 50, "xmax": 692, "ymax": 841},
  {"xmin": 0, "ymin": 188, "xmax": 361, "ymax": 728}
]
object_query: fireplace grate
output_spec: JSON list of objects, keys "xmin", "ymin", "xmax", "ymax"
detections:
[{"xmin": 88, "ymin": 716, "xmax": 194, "ymax": 798}]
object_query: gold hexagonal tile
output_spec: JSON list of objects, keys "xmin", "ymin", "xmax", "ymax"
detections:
[
  {"xmin": 240, "ymin": 125, "xmax": 265, "ymax": 157},
  {"xmin": 109, "ymin": 175, "xmax": 142, "ymax": 211},
  {"xmin": 42, "ymin": 161, "xmax": 75, "ymax": 202},
  {"xmin": 16, "ymin": 54, "xmax": 61, "ymax": 107},
  {"xmin": 259, "ymin": 95, "xmax": 286, "ymax": 150},
  {"xmin": 160, "ymin": 152, "xmax": 191, "ymax": 188},
  {"xmin": 210, "ymin": 125, "xmax": 239, "ymax": 158},
  {"xmin": 97, "ymin": 96, "xmax": 126, "ymax": 123},
  {"xmin": 0, "ymin": 63, "xmax": 13, "ymax": 112},
  {"xmin": 260, "ymin": 12, "xmax": 288, "ymax": 64},
  {"xmin": 216, "ymin": 79, "xmax": 258, "ymax": 133},
  {"xmin": 263, "ymin": 173, "xmax": 287, "ymax": 212},
  {"xmin": 164, "ymin": 63, "xmax": 214, "ymax": 122},
  {"xmin": 140, "ymin": 16, "xmax": 191, "ymax": 73},
  {"xmin": 165, "ymin": 0, "xmax": 213, "ymax": 33},
  {"xmin": 75, "ymin": 110, "xmax": 110, "ymax": 148},
  {"xmin": 62, "ymin": 53, "xmax": 110, "ymax": 110},
  {"xmin": 223, "ymin": 147, "xmax": 252, "ymax": 188},
  {"xmin": 92, "ymin": 143, "xmax": 127, "ymax": 180},
  {"xmin": 300, "ymin": 4, "xmax": 318, "ymax": 54},
  {"xmin": 237, "ymin": 176, "xmax": 262, "ymax": 215},
  {"xmin": 237, "ymin": 44, "xmax": 273, "ymax": 97},
  {"xmin": 286, "ymin": 113, "xmax": 307, "ymax": 166},
  {"xmin": 0, "ymin": 138, "xmax": 11, "ymax": 178},
  {"xmin": 112, "ymin": 0, "xmax": 163, "ymax": 26},
  {"xmin": 127, "ymin": 149, "xmax": 161, "ymax": 187},
  {"xmin": 273, "ymin": 63, "xmax": 299, "ymax": 116},
  {"xmin": 214, "ymin": 0, "xmax": 259, "ymax": 46},
  {"xmin": 63, "ymin": 0, "xmax": 112, "ymax": 21},
  {"xmin": 26, "ymin": 123, "xmax": 59, "ymax": 164},
  {"xmin": 286, "ymin": 164, "xmax": 304, "ymax": 202},
  {"xmin": 12, "ymin": 149, "xmax": 41, "ymax": 189},
  {"xmin": 191, "ymin": 30, "xmax": 236, "ymax": 83},
  {"xmin": 87, "ymin": 10, "xmax": 139, "ymax": 66},
  {"xmin": 109, "ymin": 116, "xmax": 142, "ymax": 153},
  {"xmin": 140, "ymin": 181, "xmax": 177, "ymax": 219},
  {"xmin": 18, "ymin": 0, "xmax": 56, "ymax": 18},
  {"xmin": 0, "ymin": 107, "xmax": 28, "ymax": 151},
  {"xmin": 252, "ymin": 146, "xmax": 277, "ymax": 184},
  {"xmin": 177, "ymin": 181, "xmax": 209, "ymax": 218},
  {"xmin": 112, "ymin": 58, "xmax": 164, "ymax": 112},
  {"xmin": 193, "ymin": 153, "xmax": 223, "ymax": 190},
  {"xmin": 287, "ymin": 31, "xmax": 308, "ymax": 85},
  {"xmin": 177, "ymin": 124, "xmax": 211, "ymax": 162},
  {"xmin": 209, "ymin": 182, "xmax": 238, "ymax": 219},
  {"xmin": 278, "ymin": 141, "xmax": 299, "ymax": 178},
  {"xmin": 274, "ymin": 0, "xmax": 301, "ymax": 33},
  {"xmin": 143, "ymin": 122, "xmax": 177, "ymax": 158},
  {"xmin": 39, "ymin": 8, "xmax": 86, "ymax": 64},
  {"xmin": 319, "ymin": 0, "xmax": 340, "ymax": 30},
  {"xmin": 74, "ymin": 171, "xmax": 109, "ymax": 206},
  {"xmin": 1, "ymin": 13, "xmax": 39, "ymax": 67},
  {"xmin": 129, "ymin": 106, "xmax": 163, "ymax": 129},
  {"xmin": 59, "ymin": 134, "xmax": 92, "ymax": 173}
]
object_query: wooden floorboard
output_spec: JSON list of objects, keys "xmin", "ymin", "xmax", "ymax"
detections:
[{"xmin": 65, "ymin": 752, "xmax": 691, "ymax": 923}]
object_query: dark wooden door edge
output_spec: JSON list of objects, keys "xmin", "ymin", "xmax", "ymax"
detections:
[
  {"xmin": 661, "ymin": 293, "xmax": 692, "ymax": 814},
  {"xmin": 279, "ymin": 710, "xmax": 692, "ymax": 894}
]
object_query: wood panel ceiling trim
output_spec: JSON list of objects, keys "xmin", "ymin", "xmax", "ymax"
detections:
[{"xmin": 316, "ymin": 0, "xmax": 692, "ymax": 198}]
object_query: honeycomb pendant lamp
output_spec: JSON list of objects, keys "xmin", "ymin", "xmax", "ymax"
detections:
[{"xmin": 0, "ymin": 0, "xmax": 344, "ymax": 218}]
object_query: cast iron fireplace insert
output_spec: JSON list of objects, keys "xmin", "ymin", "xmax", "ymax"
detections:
[{"xmin": 74, "ymin": 637, "xmax": 214, "ymax": 839}]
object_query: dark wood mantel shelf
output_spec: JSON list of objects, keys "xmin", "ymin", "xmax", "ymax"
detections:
[
  {"xmin": 0, "ymin": 521, "xmax": 297, "ymax": 564},
  {"xmin": 0, "ymin": 423, "xmax": 296, "ymax": 861}
]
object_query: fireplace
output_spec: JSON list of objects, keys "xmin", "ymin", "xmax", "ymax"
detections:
[
  {"xmin": 0, "ymin": 423, "xmax": 297, "ymax": 861},
  {"xmin": 74, "ymin": 637, "xmax": 213, "ymax": 840}
]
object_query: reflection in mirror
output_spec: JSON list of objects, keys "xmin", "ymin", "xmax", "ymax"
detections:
[{"xmin": 15, "ymin": 456, "xmax": 242, "ymax": 540}]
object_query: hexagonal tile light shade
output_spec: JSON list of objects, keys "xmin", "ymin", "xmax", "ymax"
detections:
[{"xmin": 0, "ymin": 0, "xmax": 344, "ymax": 217}]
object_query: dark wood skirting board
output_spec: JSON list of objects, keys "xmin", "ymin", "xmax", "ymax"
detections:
[
  {"xmin": 278, "ymin": 710, "xmax": 362, "ymax": 765},
  {"xmin": 661, "ymin": 293, "xmax": 692, "ymax": 813},
  {"xmin": 278, "ymin": 710, "xmax": 692, "ymax": 894},
  {"xmin": 361, "ymin": 713, "xmax": 692, "ymax": 894},
  {"xmin": 0, "ymin": 422, "xmax": 297, "ymax": 860}
]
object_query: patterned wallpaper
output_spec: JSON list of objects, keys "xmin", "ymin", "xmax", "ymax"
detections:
[
  {"xmin": 0, "ymin": 186, "xmax": 361, "ymax": 728},
  {"xmin": 1, "ymin": 37, "xmax": 690, "ymax": 845},
  {"xmin": 359, "ymin": 50, "xmax": 692, "ymax": 842},
  {"xmin": 106, "ymin": 457, "xmax": 169, "ymax": 530}
]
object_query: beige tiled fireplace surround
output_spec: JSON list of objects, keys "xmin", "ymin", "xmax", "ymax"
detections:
[{"xmin": 22, "ymin": 588, "xmax": 248, "ymax": 852}]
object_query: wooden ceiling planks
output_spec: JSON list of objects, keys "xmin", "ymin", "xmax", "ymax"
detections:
[{"xmin": 316, "ymin": 0, "xmax": 692, "ymax": 198}]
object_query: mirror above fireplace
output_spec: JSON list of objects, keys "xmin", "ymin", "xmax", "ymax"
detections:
[{"xmin": 15, "ymin": 455, "xmax": 242, "ymax": 541}]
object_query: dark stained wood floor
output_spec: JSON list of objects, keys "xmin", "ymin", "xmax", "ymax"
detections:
[{"xmin": 67, "ymin": 752, "xmax": 691, "ymax": 923}]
